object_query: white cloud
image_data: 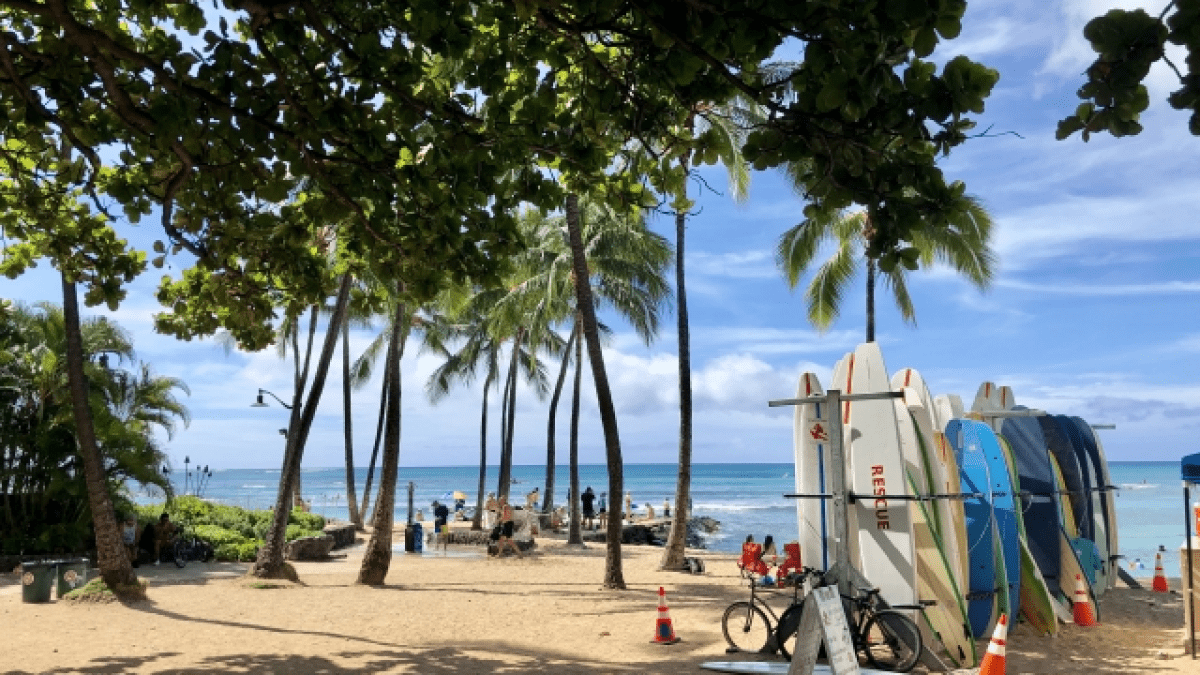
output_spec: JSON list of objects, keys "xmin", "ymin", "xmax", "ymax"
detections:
[
  {"xmin": 996, "ymin": 278, "xmax": 1200, "ymax": 295},
  {"xmin": 689, "ymin": 249, "xmax": 777, "ymax": 279}
]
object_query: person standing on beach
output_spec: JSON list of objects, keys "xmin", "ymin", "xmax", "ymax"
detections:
[
  {"xmin": 625, "ymin": 492, "xmax": 633, "ymax": 524},
  {"xmin": 484, "ymin": 492, "xmax": 498, "ymax": 528},
  {"xmin": 581, "ymin": 487, "xmax": 596, "ymax": 531},
  {"xmin": 495, "ymin": 497, "xmax": 522, "ymax": 558}
]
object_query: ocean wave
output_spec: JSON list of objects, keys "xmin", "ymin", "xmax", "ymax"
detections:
[
  {"xmin": 1120, "ymin": 483, "xmax": 1158, "ymax": 490},
  {"xmin": 241, "ymin": 484, "xmax": 268, "ymax": 489},
  {"xmin": 694, "ymin": 503, "xmax": 789, "ymax": 513}
]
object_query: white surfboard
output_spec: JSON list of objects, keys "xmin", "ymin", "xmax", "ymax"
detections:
[
  {"xmin": 932, "ymin": 393, "xmax": 964, "ymax": 433},
  {"xmin": 794, "ymin": 372, "xmax": 831, "ymax": 572},
  {"xmin": 845, "ymin": 342, "xmax": 916, "ymax": 607},
  {"xmin": 830, "ymin": 352, "xmax": 859, "ymax": 565},
  {"xmin": 970, "ymin": 381, "xmax": 1006, "ymax": 433},
  {"xmin": 1089, "ymin": 427, "xmax": 1119, "ymax": 590},
  {"xmin": 892, "ymin": 390, "xmax": 976, "ymax": 667}
]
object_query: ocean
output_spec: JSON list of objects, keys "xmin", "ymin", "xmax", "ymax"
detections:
[{"xmin": 134, "ymin": 461, "xmax": 1194, "ymax": 575}]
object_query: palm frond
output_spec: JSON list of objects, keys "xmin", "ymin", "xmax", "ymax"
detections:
[{"xmin": 804, "ymin": 239, "xmax": 857, "ymax": 330}]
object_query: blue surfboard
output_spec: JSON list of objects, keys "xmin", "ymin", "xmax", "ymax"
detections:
[
  {"xmin": 947, "ymin": 419, "xmax": 999, "ymax": 638},
  {"xmin": 999, "ymin": 412, "xmax": 1063, "ymax": 595},
  {"xmin": 1038, "ymin": 416, "xmax": 1088, "ymax": 537},
  {"xmin": 1071, "ymin": 537, "xmax": 1104, "ymax": 586},
  {"xmin": 1056, "ymin": 415, "xmax": 1096, "ymax": 542},
  {"xmin": 975, "ymin": 421, "xmax": 1021, "ymax": 627}
]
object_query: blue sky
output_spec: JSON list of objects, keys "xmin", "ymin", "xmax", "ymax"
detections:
[{"xmin": 5, "ymin": 0, "xmax": 1198, "ymax": 470}]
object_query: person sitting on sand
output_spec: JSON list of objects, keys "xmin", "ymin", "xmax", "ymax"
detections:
[
  {"xmin": 581, "ymin": 487, "xmax": 596, "ymax": 531},
  {"xmin": 761, "ymin": 535, "xmax": 778, "ymax": 567},
  {"xmin": 153, "ymin": 513, "xmax": 176, "ymax": 565},
  {"xmin": 494, "ymin": 497, "xmax": 522, "ymax": 558}
]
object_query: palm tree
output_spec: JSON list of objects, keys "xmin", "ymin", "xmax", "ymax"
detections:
[
  {"xmin": 506, "ymin": 201, "xmax": 671, "ymax": 551},
  {"xmin": 59, "ymin": 274, "xmax": 141, "ymax": 596},
  {"xmin": 659, "ymin": 101, "xmax": 754, "ymax": 572},
  {"xmin": 424, "ymin": 295, "xmax": 505, "ymax": 531},
  {"xmin": 776, "ymin": 194, "xmax": 995, "ymax": 341},
  {"xmin": 560, "ymin": 193, "xmax": 672, "ymax": 586}
]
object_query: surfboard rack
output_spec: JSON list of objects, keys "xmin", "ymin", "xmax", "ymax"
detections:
[{"xmin": 771, "ymin": 388, "xmax": 948, "ymax": 674}]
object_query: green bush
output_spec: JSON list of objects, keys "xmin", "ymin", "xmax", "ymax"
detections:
[{"xmin": 134, "ymin": 498, "xmax": 327, "ymax": 562}]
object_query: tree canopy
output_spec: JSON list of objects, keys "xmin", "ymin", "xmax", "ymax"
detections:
[
  {"xmin": 1, "ymin": 0, "xmax": 998, "ymax": 349},
  {"xmin": 1058, "ymin": 1, "xmax": 1200, "ymax": 140}
]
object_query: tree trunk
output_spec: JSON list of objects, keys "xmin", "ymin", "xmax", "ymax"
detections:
[
  {"xmin": 357, "ymin": 297, "xmax": 407, "ymax": 584},
  {"xmin": 359, "ymin": 355, "xmax": 390, "ymax": 521},
  {"xmin": 61, "ymin": 274, "xmax": 142, "ymax": 598},
  {"xmin": 252, "ymin": 274, "xmax": 352, "ymax": 579},
  {"xmin": 342, "ymin": 316, "xmax": 363, "ymax": 529},
  {"xmin": 564, "ymin": 192, "xmax": 626, "ymax": 589},
  {"xmin": 471, "ymin": 378, "xmax": 491, "ymax": 531},
  {"xmin": 497, "ymin": 329, "xmax": 524, "ymax": 503},
  {"xmin": 542, "ymin": 324, "xmax": 576, "ymax": 513},
  {"xmin": 866, "ymin": 258, "xmax": 876, "ymax": 343},
  {"xmin": 662, "ymin": 173, "xmax": 693, "ymax": 571},
  {"xmin": 291, "ymin": 306, "xmax": 320, "ymax": 507},
  {"xmin": 566, "ymin": 316, "xmax": 583, "ymax": 546}
]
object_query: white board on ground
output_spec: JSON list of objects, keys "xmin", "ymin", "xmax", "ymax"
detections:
[{"xmin": 700, "ymin": 665, "xmax": 892, "ymax": 675}]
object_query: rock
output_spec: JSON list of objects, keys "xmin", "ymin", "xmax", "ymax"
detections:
[
  {"xmin": 284, "ymin": 535, "xmax": 336, "ymax": 560},
  {"xmin": 323, "ymin": 522, "xmax": 357, "ymax": 549}
]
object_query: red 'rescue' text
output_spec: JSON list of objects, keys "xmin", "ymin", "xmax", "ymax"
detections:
[{"xmin": 871, "ymin": 465, "xmax": 890, "ymax": 530}]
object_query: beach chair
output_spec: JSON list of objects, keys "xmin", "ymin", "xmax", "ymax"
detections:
[{"xmin": 737, "ymin": 541, "xmax": 769, "ymax": 578}]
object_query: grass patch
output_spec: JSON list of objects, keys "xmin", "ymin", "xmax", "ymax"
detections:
[{"xmin": 62, "ymin": 577, "xmax": 148, "ymax": 604}]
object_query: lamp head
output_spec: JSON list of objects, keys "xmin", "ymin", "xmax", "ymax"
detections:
[{"xmin": 251, "ymin": 391, "xmax": 267, "ymax": 407}]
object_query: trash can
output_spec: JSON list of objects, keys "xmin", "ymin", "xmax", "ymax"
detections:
[
  {"xmin": 404, "ymin": 524, "xmax": 416, "ymax": 553},
  {"xmin": 412, "ymin": 522, "xmax": 424, "ymax": 553},
  {"xmin": 20, "ymin": 562, "xmax": 54, "ymax": 603},
  {"xmin": 56, "ymin": 558, "xmax": 89, "ymax": 598}
]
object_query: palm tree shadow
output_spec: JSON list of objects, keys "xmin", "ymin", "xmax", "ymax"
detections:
[{"xmin": 128, "ymin": 600, "xmax": 396, "ymax": 649}]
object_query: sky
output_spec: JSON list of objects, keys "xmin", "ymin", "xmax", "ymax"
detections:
[{"xmin": 4, "ymin": 0, "xmax": 1199, "ymax": 472}]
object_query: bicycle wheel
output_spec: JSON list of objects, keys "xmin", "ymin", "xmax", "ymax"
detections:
[
  {"xmin": 774, "ymin": 603, "xmax": 804, "ymax": 660},
  {"xmin": 861, "ymin": 610, "xmax": 923, "ymax": 672},
  {"xmin": 721, "ymin": 601, "xmax": 773, "ymax": 655},
  {"xmin": 172, "ymin": 539, "xmax": 189, "ymax": 568}
]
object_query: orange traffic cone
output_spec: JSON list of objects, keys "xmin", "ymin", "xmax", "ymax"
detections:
[
  {"xmin": 650, "ymin": 586, "xmax": 681, "ymax": 644},
  {"xmin": 1072, "ymin": 574, "xmax": 1097, "ymax": 627},
  {"xmin": 978, "ymin": 613, "xmax": 1008, "ymax": 675},
  {"xmin": 1152, "ymin": 550, "xmax": 1169, "ymax": 593}
]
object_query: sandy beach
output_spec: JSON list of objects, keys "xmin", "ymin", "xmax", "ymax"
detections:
[{"xmin": 1, "ymin": 529, "xmax": 1194, "ymax": 674}]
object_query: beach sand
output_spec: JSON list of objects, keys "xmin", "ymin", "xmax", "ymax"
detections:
[{"xmin": 1, "ymin": 528, "xmax": 1195, "ymax": 674}]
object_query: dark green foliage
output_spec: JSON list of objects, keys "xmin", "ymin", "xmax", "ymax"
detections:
[
  {"xmin": 1061, "ymin": 3, "xmax": 1200, "ymax": 139},
  {"xmin": 0, "ymin": 300, "xmax": 182, "ymax": 556},
  {"xmin": 138, "ymin": 496, "xmax": 324, "ymax": 562}
]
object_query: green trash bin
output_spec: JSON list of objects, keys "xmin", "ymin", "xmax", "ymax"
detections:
[
  {"xmin": 20, "ymin": 561, "xmax": 54, "ymax": 603},
  {"xmin": 56, "ymin": 557, "xmax": 89, "ymax": 598}
]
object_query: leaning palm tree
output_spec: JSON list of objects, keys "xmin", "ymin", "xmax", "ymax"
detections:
[
  {"xmin": 777, "ymin": 194, "xmax": 996, "ymax": 341},
  {"xmin": 507, "ymin": 201, "xmax": 670, "ymax": 552}
]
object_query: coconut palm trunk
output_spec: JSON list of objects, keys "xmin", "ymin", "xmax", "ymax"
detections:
[
  {"xmin": 497, "ymin": 328, "xmax": 524, "ymax": 502},
  {"xmin": 866, "ymin": 258, "xmax": 877, "ymax": 343},
  {"xmin": 60, "ymin": 274, "xmax": 141, "ymax": 598},
  {"xmin": 564, "ymin": 193, "xmax": 626, "ymax": 588},
  {"xmin": 566, "ymin": 316, "xmax": 583, "ymax": 546},
  {"xmin": 471, "ymin": 378, "xmax": 492, "ymax": 531},
  {"xmin": 661, "ymin": 167, "xmax": 694, "ymax": 571},
  {"xmin": 542, "ymin": 324, "xmax": 576, "ymax": 513},
  {"xmin": 359, "ymin": 357, "xmax": 389, "ymax": 521},
  {"xmin": 253, "ymin": 273, "xmax": 352, "ymax": 579},
  {"xmin": 342, "ymin": 318, "xmax": 363, "ymax": 529},
  {"xmin": 357, "ymin": 296, "xmax": 407, "ymax": 584}
]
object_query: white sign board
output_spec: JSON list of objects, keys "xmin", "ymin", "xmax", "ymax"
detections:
[{"xmin": 787, "ymin": 586, "xmax": 860, "ymax": 675}]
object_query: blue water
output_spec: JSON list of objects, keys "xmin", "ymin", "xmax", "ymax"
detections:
[{"xmin": 134, "ymin": 461, "xmax": 1193, "ymax": 573}]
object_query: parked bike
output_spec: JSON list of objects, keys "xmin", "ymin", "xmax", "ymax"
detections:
[{"xmin": 171, "ymin": 524, "xmax": 215, "ymax": 568}]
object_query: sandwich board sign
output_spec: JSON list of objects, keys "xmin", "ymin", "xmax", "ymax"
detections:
[{"xmin": 787, "ymin": 586, "xmax": 859, "ymax": 675}]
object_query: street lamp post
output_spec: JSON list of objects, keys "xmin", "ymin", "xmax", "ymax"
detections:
[{"xmin": 251, "ymin": 388, "xmax": 301, "ymax": 507}]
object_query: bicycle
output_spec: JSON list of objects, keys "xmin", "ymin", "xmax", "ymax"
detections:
[
  {"xmin": 171, "ymin": 524, "xmax": 215, "ymax": 568},
  {"xmin": 774, "ymin": 582, "xmax": 928, "ymax": 672},
  {"xmin": 721, "ymin": 567, "xmax": 822, "ymax": 658}
]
